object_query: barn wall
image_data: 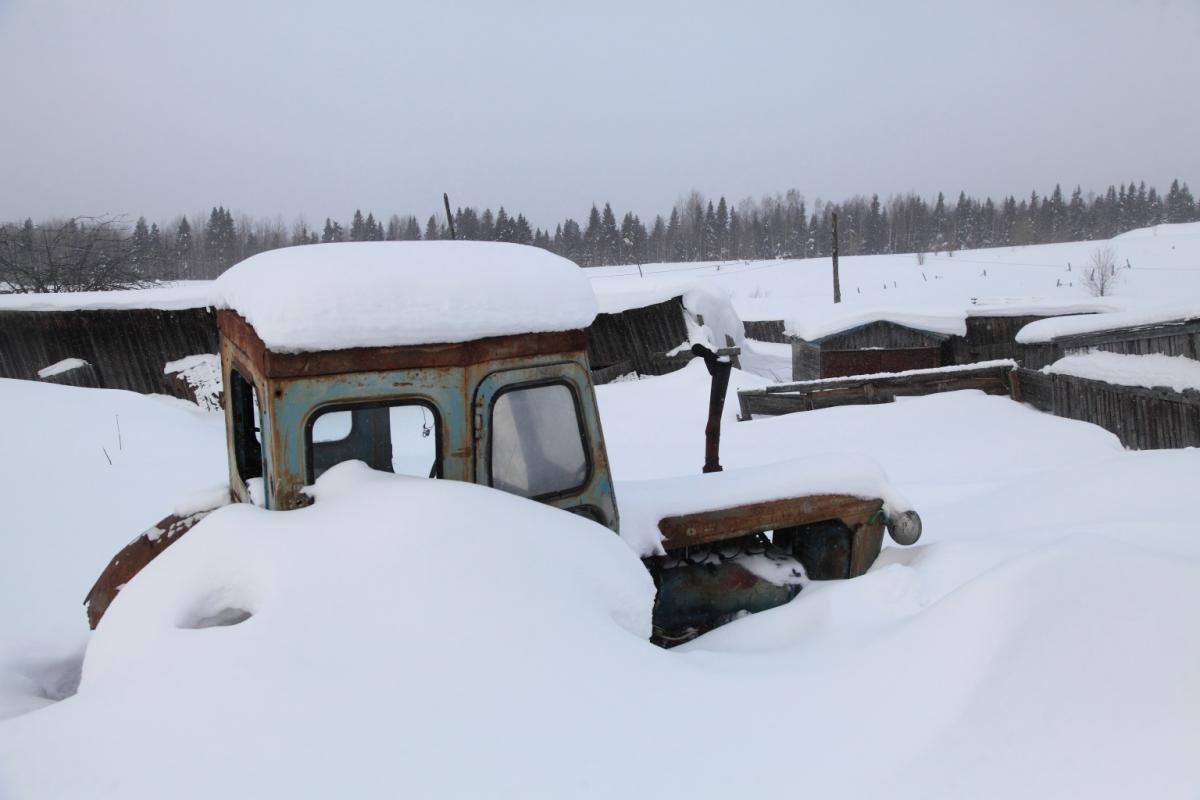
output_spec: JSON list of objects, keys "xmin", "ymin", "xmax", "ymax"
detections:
[
  {"xmin": 821, "ymin": 347, "xmax": 942, "ymax": 378},
  {"xmin": 0, "ymin": 307, "xmax": 218, "ymax": 395}
]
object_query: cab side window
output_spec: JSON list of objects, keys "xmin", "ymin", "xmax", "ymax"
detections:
[{"xmin": 228, "ymin": 368, "xmax": 263, "ymax": 485}]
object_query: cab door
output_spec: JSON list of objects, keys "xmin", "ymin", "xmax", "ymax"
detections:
[{"xmin": 473, "ymin": 361, "xmax": 618, "ymax": 533}]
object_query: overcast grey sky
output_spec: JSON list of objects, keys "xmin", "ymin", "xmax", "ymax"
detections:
[{"xmin": 1, "ymin": 0, "xmax": 1198, "ymax": 229}]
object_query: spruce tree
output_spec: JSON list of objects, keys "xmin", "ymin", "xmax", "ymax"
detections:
[{"xmin": 600, "ymin": 203, "xmax": 620, "ymax": 263}]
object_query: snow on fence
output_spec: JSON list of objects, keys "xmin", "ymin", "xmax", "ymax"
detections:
[
  {"xmin": 737, "ymin": 360, "xmax": 1016, "ymax": 419},
  {"xmin": 0, "ymin": 308, "xmax": 218, "ymax": 396},
  {"xmin": 1018, "ymin": 318, "xmax": 1200, "ymax": 370},
  {"xmin": 1011, "ymin": 368, "xmax": 1200, "ymax": 450}
]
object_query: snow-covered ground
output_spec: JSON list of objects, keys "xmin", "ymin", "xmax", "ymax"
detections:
[
  {"xmin": 2, "ymin": 363, "xmax": 1199, "ymax": 797},
  {"xmin": 589, "ymin": 221, "xmax": 1200, "ymax": 335},
  {"xmin": 2, "ymin": 223, "xmax": 1200, "ymax": 797}
]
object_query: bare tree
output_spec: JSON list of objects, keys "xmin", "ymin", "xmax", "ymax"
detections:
[
  {"xmin": 1082, "ymin": 245, "xmax": 1120, "ymax": 297},
  {"xmin": 0, "ymin": 215, "xmax": 148, "ymax": 293}
]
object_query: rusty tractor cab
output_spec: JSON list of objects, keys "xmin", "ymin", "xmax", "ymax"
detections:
[
  {"xmin": 85, "ymin": 242, "xmax": 920, "ymax": 645},
  {"xmin": 217, "ymin": 312, "xmax": 616, "ymax": 524}
]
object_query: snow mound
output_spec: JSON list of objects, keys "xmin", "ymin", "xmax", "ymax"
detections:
[
  {"xmin": 1044, "ymin": 351, "xmax": 1200, "ymax": 393},
  {"xmin": 215, "ymin": 241, "xmax": 599, "ymax": 353}
]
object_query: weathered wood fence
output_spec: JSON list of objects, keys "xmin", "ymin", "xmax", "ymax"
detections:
[
  {"xmin": 1011, "ymin": 368, "xmax": 1200, "ymax": 449},
  {"xmin": 0, "ymin": 308, "xmax": 218, "ymax": 394},
  {"xmin": 737, "ymin": 361, "xmax": 1015, "ymax": 419},
  {"xmin": 587, "ymin": 296, "xmax": 693, "ymax": 382},
  {"xmin": 742, "ymin": 320, "xmax": 787, "ymax": 343}
]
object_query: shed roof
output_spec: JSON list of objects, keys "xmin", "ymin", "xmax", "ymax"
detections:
[
  {"xmin": 784, "ymin": 307, "xmax": 966, "ymax": 343},
  {"xmin": 215, "ymin": 241, "xmax": 598, "ymax": 354}
]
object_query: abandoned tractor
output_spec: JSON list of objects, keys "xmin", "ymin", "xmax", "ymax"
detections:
[{"xmin": 86, "ymin": 241, "xmax": 920, "ymax": 646}]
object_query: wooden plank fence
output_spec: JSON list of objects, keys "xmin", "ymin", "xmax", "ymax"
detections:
[
  {"xmin": 1011, "ymin": 368, "xmax": 1200, "ymax": 450},
  {"xmin": 0, "ymin": 307, "xmax": 218, "ymax": 395},
  {"xmin": 737, "ymin": 361, "xmax": 1015, "ymax": 419}
]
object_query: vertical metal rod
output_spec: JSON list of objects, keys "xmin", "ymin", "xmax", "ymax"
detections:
[{"xmin": 692, "ymin": 344, "xmax": 732, "ymax": 473}]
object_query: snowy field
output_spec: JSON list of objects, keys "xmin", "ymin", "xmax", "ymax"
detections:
[
  {"xmin": 590, "ymin": 221, "xmax": 1200, "ymax": 333},
  {"xmin": 2, "ymin": 225, "xmax": 1200, "ymax": 797}
]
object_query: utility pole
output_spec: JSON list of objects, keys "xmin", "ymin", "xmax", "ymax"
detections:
[
  {"xmin": 831, "ymin": 211, "xmax": 842, "ymax": 303},
  {"xmin": 443, "ymin": 193, "xmax": 457, "ymax": 240}
]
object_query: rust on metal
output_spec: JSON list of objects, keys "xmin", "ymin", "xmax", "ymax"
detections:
[
  {"xmin": 657, "ymin": 493, "xmax": 883, "ymax": 551},
  {"xmin": 84, "ymin": 507, "xmax": 220, "ymax": 629},
  {"xmin": 217, "ymin": 310, "xmax": 588, "ymax": 378},
  {"xmin": 690, "ymin": 343, "xmax": 736, "ymax": 474}
]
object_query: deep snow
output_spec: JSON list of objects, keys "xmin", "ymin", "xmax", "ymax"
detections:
[
  {"xmin": 3, "ymin": 222, "xmax": 1200, "ymax": 797},
  {"xmin": 2, "ymin": 366, "xmax": 1199, "ymax": 798}
]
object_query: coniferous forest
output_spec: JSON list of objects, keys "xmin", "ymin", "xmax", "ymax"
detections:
[{"xmin": 2, "ymin": 179, "xmax": 1198, "ymax": 288}]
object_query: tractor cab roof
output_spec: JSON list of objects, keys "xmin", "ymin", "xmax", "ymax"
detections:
[{"xmin": 214, "ymin": 241, "xmax": 598, "ymax": 356}]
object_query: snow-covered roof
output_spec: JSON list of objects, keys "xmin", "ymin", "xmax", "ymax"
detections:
[
  {"xmin": 1043, "ymin": 352, "xmax": 1200, "ymax": 394},
  {"xmin": 964, "ymin": 298, "xmax": 1120, "ymax": 318},
  {"xmin": 784, "ymin": 306, "xmax": 967, "ymax": 342},
  {"xmin": 1016, "ymin": 303, "xmax": 1200, "ymax": 343},
  {"xmin": 215, "ymin": 241, "xmax": 598, "ymax": 353},
  {"xmin": 0, "ymin": 281, "xmax": 215, "ymax": 312}
]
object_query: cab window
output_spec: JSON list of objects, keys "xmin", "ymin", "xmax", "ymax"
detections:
[
  {"xmin": 306, "ymin": 401, "xmax": 440, "ymax": 483},
  {"xmin": 490, "ymin": 382, "xmax": 588, "ymax": 499}
]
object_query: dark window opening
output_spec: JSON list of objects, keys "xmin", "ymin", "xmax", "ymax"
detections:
[
  {"xmin": 229, "ymin": 368, "xmax": 263, "ymax": 484},
  {"xmin": 305, "ymin": 401, "xmax": 440, "ymax": 484},
  {"xmin": 489, "ymin": 381, "xmax": 589, "ymax": 500}
]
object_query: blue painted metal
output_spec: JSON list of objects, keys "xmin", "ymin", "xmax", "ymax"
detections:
[
  {"xmin": 220, "ymin": 329, "xmax": 618, "ymax": 531},
  {"xmin": 473, "ymin": 360, "xmax": 618, "ymax": 532}
]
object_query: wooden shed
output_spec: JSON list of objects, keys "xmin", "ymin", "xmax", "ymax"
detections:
[{"xmin": 788, "ymin": 318, "xmax": 956, "ymax": 381}]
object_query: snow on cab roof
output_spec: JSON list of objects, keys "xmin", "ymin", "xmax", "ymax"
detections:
[{"xmin": 215, "ymin": 241, "xmax": 598, "ymax": 353}]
